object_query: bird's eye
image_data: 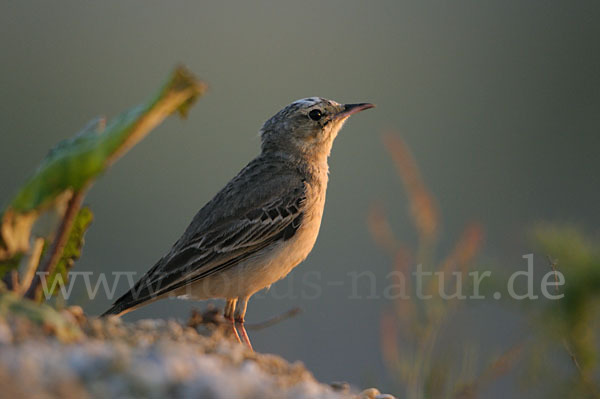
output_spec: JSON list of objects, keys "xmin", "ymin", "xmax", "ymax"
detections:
[{"xmin": 308, "ymin": 109, "xmax": 322, "ymax": 121}]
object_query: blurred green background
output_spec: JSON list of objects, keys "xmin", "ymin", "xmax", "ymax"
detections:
[{"xmin": 1, "ymin": 1, "xmax": 599, "ymax": 397}]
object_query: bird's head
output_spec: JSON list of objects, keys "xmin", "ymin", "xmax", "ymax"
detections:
[{"xmin": 259, "ymin": 97, "xmax": 374, "ymax": 161}]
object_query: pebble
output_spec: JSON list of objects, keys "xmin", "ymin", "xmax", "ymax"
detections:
[
  {"xmin": 358, "ymin": 388, "xmax": 381, "ymax": 399},
  {"xmin": 330, "ymin": 381, "xmax": 350, "ymax": 392}
]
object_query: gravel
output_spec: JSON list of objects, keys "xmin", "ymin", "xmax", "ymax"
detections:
[{"xmin": 0, "ymin": 306, "xmax": 395, "ymax": 399}]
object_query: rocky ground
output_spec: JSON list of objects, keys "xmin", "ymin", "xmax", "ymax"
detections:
[{"xmin": 0, "ymin": 303, "xmax": 395, "ymax": 399}]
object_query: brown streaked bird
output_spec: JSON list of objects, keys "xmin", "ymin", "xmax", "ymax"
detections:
[{"xmin": 102, "ymin": 97, "xmax": 374, "ymax": 349}]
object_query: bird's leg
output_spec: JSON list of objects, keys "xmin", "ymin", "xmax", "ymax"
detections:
[
  {"xmin": 235, "ymin": 296, "xmax": 253, "ymax": 351},
  {"xmin": 224, "ymin": 298, "xmax": 241, "ymax": 343}
]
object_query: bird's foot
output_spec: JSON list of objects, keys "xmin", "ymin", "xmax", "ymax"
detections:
[
  {"xmin": 227, "ymin": 316, "xmax": 242, "ymax": 344},
  {"xmin": 235, "ymin": 316, "xmax": 253, "ymax": 351}
]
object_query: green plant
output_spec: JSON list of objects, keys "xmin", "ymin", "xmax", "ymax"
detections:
[
  {"xmin": 0, "ymin": 66, "xmax": 206, "ymax": 302},
  {"xmin": 528, "ymin": 224, "xmax": 600, "ymax": 398}
]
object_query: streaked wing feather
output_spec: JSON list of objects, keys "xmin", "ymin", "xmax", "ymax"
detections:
[
  {"xmin": 118, "ymin": 174, "xmax": 307, "ymax": 305},
  {"xmin": 106, "ymin": 157, "xmax": 308, "ymax": 313},
  {"xmin": 148, "ymin": 196, "xmax": 305, "ymax": 294}
]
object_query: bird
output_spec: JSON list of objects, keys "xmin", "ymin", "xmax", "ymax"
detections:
[{"xmin": 102, "ymin": 97, "xmax": 374, "ymax": 349}]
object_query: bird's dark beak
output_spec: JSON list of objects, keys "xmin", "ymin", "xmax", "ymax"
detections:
[{"xmin": 334, "ymin": 103, "xmax": 375, "ymax": 120}]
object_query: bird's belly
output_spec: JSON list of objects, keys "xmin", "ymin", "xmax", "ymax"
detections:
[{"xmin": 182, "ymin": 199, "xmax": 325, "ymax": 300}]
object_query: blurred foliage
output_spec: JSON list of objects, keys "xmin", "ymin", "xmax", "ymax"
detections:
[
  {"xmin": 528, "ymin": 224, "xmax": 600, "ymax": 398},
  {"xmin": 0, "ymin": 253, "xmax": 23, "ymax": 283},
  {"xmin": 372, "ymin": 134, "xmax": 518, "ymax": 399},
  {"xmin": 0, "ymin": 291, "xmax": 82, "ymax": 342},
  {"xmin": 0, "ymin": 66, "xmax": 206, "ymax": 301},
  {"xmin": 41, "ymin": 207, "xmax": 93, "ymax": 302},
  {"xmin": 374, "ymin": 134, "xmax": 600, "ymax": 398}
]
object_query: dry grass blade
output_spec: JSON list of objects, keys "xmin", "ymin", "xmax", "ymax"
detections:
[
  {"xmin": 444, "ymin": 223, "xmax": 484, "ymax": 275},
  {"xmin": 380, "ymin": 311, "xmax": 402, "ymax": 374},
  {"xmin": 382, "ymin": 133, "xmax": 439, "ymax": 242},
  {"xmin": 453, "ymin": 343, "xmax": 523, "ymax": 399},
  {"xmin": 247, "ymin": 307, "xmax": 302, "ymax": 331},
  {"xmin": 368, "ymin": 203, "xmax": 401, "ymax": 256},
  {"xmin": 546, "ymin": 255, "xmax": 560, "ymax": 293}
]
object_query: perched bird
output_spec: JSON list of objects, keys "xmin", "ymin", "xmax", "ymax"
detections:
[{"xmin": 102, "ymin": 97, "xmax": 374, "ymax": 349}]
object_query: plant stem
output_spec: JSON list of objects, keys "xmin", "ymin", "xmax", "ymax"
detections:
[
  {"xmin": 24, "ymin": 190, "xmax": 85, "ymax": 301},
  {"xmin": 18, "ymin": 237, "xmax": 45, "ymax": 296}
]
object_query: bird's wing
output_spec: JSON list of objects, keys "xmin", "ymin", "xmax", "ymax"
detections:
[
  {"xmin": 158, "ymin": 188, "xmax": 306, "ymax": 291},
  {"xmin": 103, "ymin": 159, "xmax": 307, "ymax": 315}
]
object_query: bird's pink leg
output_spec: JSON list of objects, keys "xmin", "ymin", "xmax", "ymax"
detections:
[
  {"xmin": 235, "ymin": 296, "xmax": 253, "ymax": 351},
  {"xmin": 225, "ymin": 298, "xmax": 241, "ymax": 343},
  {"xmin": 236, "ymin": 316, "xmax": 253, "ymax": 351}
]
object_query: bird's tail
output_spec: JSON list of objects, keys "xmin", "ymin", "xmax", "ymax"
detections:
[
  {"xmin": 100, "ymin": 289, "xmax": 144, "ymax": 317},
  {"xmin": 100, "ymin": 256, "xmax": 169, "ymax": 317},
  {"xmin": 100, "ymin": 304, "xmax": 126, "ymax": 317}
]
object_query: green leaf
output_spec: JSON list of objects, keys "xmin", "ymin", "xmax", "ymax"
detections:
[
  {"xmin": 0, "ymin": 252, "xmax": 23, "ymax": 283},
  {"xmin": 0, "ymin": 66, "xmax": 207, "ymax": 262},
  {"xmin": 43, "ymin": 207, "xmax": 93, "ymax": 300},
  {"xmin": 531, "ymin": 224, "xmax": 600, "ymax": 372}
]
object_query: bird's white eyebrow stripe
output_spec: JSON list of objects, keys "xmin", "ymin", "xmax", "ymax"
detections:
[{"xmin": 291, "ymin": 97, "xmax": 321, "ymax": 107}]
